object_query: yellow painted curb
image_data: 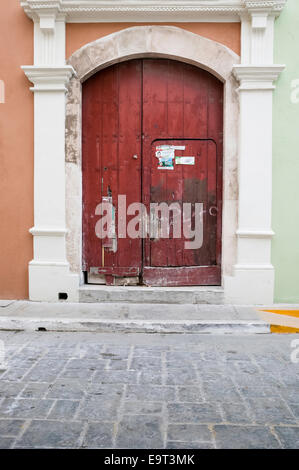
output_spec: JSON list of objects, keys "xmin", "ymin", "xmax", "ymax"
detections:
[
  {"xmin": 257, "ymin": 309, "xmax": 299, "ymax": 333},
  {"xmin": 261, "ymin": 309, "xmax": 299, "ymax": 318},
  {"xmin": 270, "ymin": 325, "xmax": 299, "ymax": 334}
]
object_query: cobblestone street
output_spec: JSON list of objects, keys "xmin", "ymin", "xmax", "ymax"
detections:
[{"xmin": 0, "ymin": 330, "xmax": 298, "ymax": 449}]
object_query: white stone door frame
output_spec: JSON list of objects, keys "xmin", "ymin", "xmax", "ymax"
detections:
[{"xmin": 21, "ymin": 0, "xmax": 287, "ymax": 303}]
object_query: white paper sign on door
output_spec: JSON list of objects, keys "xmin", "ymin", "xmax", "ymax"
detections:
[{"xmin": 175, "ymin": 156, "xmax": 195, "ymax": 165}]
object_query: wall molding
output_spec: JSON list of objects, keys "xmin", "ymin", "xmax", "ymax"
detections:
[
  {"xmin": 233, "ymin": 64, "xmax": 285, "ymax": 80},
  {"xmin": 233, "ymin": 64, "xmax": 285, "ymax": 89},
  {"xmin": 21, "ymin": 0, "xmax": 288, "ymax": 23},
  {"xmin": 29, "ymin": 227, "xmax": 69, "ymax": 237},
  {"xmin": 236, "ymin": 229, "xmax": 275, "ymax": 238},
  {"xmin": 22, "ymin": 66, "xmax": 75, "ymax": 91}
]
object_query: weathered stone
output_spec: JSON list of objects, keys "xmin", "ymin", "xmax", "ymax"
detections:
[
  {"xmin": 77, "ymin": 397, "xmax": 120, "ymax": 421},
  {"xmin": 93, "ymin": 370, "xmax": 138, "ymax": 385},
  {"xmin": 167, "ymin": 403, "xmax": 223, "ymax": 424},
  {"xmin": 48, "ymin": 400, "xmax": 80, "ymax": 420},
  {"xmin": 274, "ymin": 426, "xmax": 299, "ymax": 449},
  {"xmin": 126, "ymin": 385, "xmax": 175, "ymax": 402},
  {"xmin": 130, "ymin": 356, "xmax": 162, "ymax": 370},
  {"xmin": 214, "ymin": 425, "xmax": 280, "ymax": 449},
  {"xmin": 166, "ymin": 368, "xmax": 198, "ymax": 385},
  {"xmin": 82, "ymin": 422, "xmax": 114, "ymax": 448},
  {"xmin": 0, "ymin": 399, "xmax": 54, "ymax": 419},
  {"xmin": 60, "ymin": 368, "xmax": 94, "ymax": 380},
  {"xmin": 87, "ymin": 383, "xmax": 124, "ymax": 399},
  {"xmin": 21, "ymin": 383, "xmax": 50, "ymax": 399},
  {"xmin": 116, "ymin": 415, "xmax": 163, "ymax": 449},
  {"xmin": 66, "ymin": 358, "xmax": 107, "ymax": 371},
  {"xmin": 138, "ymin": 370, "xmax": 163, "ymax": 385},
  {"xmin": 124, "ymin": 401, "xmax": 163, "ymax": 415},
  {"xmin": 108, "ymin": 359, "xmax": 129, "ymax": 370},
  {"xmin": 0, "ymin": 382, "xmax": 25, "ymax": 397},
  {"xmin": 16, "ymin": 420, "xmax": 83, "ymax": 448},
  {"xmin": 0, "ymin": 437, "xmax": 14, "ymax": 449},
  {"xmin": 46, "ymin": 379, "xmax": 85, "ymax": 400},
  {"xmin": 1, "ymin": 369, "xmax": 28, "ymax": 382},
  {"xmin": 177, "ymin": 387, "xmax": 204, "ymax": 403},
  {"xmin": 166, "ymin": 440, "xmax": 214, "ymax": 449},
  {"xmin": 219, "ymin": 402, "xmax": 253, "ymax": 424},
  {"xmin": 167, "ymin": 424, "xmax": 212, "ymax": 442},
  {"xmin": 248, "ymin": 397, "xmax": 297, "ymax": 425},
  {"xmin": 0, "ymin": 419, "xmax": 25, "ymax": 436}
]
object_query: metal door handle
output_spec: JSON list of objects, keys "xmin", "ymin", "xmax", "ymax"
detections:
[{"xmin": 209, "ymin": 206, "xmax": 218, "ymax": 216}]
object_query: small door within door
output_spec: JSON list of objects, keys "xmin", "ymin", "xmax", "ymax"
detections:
[{"xmin": 142, "ymin": 139, "xmax": 220, "ymax": 286}]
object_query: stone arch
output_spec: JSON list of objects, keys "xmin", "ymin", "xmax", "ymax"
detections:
[
  {"xmin": 65, "ymin": 25, "xmax": 240, "ymax": 283},
  {"xmin": 68, "ymin": 25, "xmax": 238, "ymax": 82}
]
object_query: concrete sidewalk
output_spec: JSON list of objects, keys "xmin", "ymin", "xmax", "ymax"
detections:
[{"xmin": 0, "ymin": 301, "xmax": 273, "ymax": 334}]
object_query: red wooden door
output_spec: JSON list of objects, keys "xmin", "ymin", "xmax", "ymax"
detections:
[
  {"xmin": 142, "ymin": 59, "xmax": 223, "ymax": 286},
  {"xmin": 82, "ymin": 59, "xmax": 223, "ymax": 286},
  {"xmin": 82, "ymin": 60, "xmax": 143, "ymax": 284}
]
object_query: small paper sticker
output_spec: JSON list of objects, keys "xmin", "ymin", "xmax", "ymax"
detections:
[
  {"xmin": 175, "ymin": 156, "xmax": 195, "ymax": 165},
  {"xmin": 156, "ymin": 145, "xmax": 172, "ymax": 151},
  {"xmin": 158, "ymin": 156, "xmax": 174, "ymax": 169},
  {"xmin": 156, "ymin": 149, "xmax": 175, "ymax": 158},
  {"xmin": 156, "ymin": 145, "xmax": 186, "ymax": 151}
]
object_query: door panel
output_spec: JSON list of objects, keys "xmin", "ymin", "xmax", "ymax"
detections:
[
  {"xmin": 142, "ymin": 59, "xmax": 223, "ymax": 285},
  {"xmin": 82, "ymin": 60, "xmax": 142, "ymax": 284},
  {"xmin": 142, "ymin": 139, "xmax": 220, "ymax": 286},
  {"xmin": 148, "ymin": 139, "xmax": 217, "ymax": 268}
]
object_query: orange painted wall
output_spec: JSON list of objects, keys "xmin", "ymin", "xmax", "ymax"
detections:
[
  {"xmin": 66, "ymin": 22, "xmax": 241, "ymax": 58},
  {"xmin": 0, "ymin": 1, "xmax": 33, "ymax": 299}
]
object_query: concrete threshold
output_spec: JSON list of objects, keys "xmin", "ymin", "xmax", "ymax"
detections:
[
  {"xmin": 79, "ymin": 285, "xmax": 225, "ymax": 304},
  {"xmin": 0, "ymin": 301, "xmax": 270, "ymax": 334}
]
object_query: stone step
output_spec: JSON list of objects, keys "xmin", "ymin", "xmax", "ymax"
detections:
[
  {"xmin": 79, "ymin": 285, "xmax": 225, "ymax": 304},
  {"xmin": 0, "ymin": 301, "xmax": 269, "ymax": 334}
]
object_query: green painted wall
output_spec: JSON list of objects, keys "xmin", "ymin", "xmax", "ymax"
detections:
[{"xmin": 272, "ymin": 0, "xmax": 299, "ymax": 302}]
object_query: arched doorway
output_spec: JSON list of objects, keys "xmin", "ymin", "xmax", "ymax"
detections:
[{"xmin": 82, "ymin": 58, "xmax": 223, "ymax": 286}]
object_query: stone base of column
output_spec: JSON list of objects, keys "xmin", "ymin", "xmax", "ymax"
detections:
[
  {"xmin": 29, "ymin": 261, "xmax": 79, "ymax": 302},
  {"xmin": 224, "ymin": 265, "xmax": 274, "ymax": 304}
]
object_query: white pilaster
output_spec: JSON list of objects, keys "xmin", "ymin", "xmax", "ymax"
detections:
[
  {"xmin": 225, "ymin": 3, "xmax": 285, "ymax": 304},
  {"xmin": 22, "ymin": 65, "xmax": 79, "ymax": 302},
  {"xmin": 22, "ymin": 2, "xmax": 79, "ymax": 301}
]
